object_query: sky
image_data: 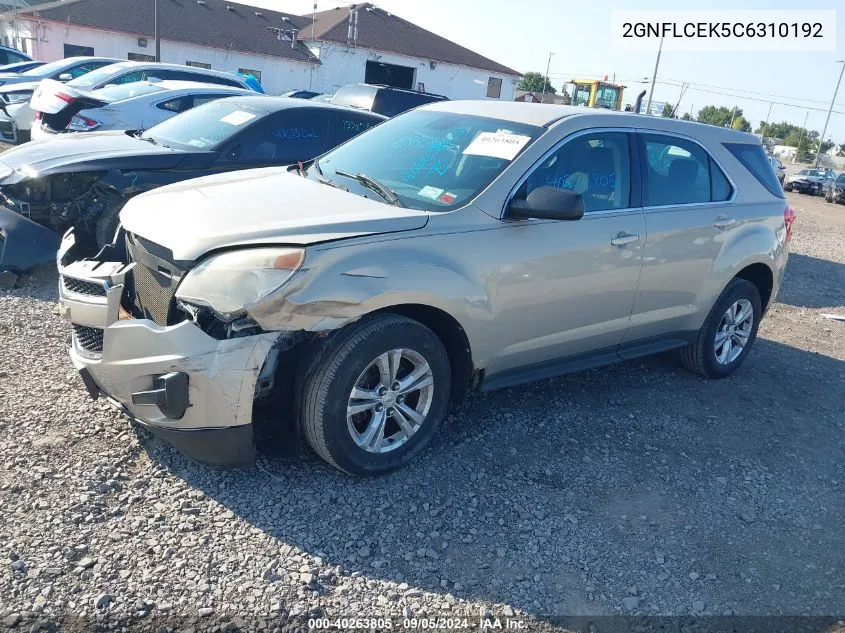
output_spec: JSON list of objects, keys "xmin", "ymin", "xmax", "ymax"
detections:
[{"xmin": 246, "ymin": 0, "xmax": 845, "ymax": 142}]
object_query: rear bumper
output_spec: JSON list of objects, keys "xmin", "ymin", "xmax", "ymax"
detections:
[
  {"xmin": 58, "ymin": 230, "xmax": 278, "ymax": 468},
  {"xmin": 29, "ymin": 121, "xmax": 54, "ymax": 142}
]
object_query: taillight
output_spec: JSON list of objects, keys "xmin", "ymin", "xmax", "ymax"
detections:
[
  {"xmin": 56, "ymin": 92, "xmax": 76, "ymax": 104},
  {"xmin": 784, "ymin": 205, "xmax": 796, "ymax": 242},
  {"xmin": 34, "ymin": 111, "xmax": 41, "ymax": 120},
  {"xmin": 67, "ymin": 115, "xmax": 101, "ymax": 132}
]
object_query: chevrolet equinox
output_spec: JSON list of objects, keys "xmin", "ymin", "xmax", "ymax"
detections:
[{"xmin": 57, "ymin": 101, "xmax": 793, "ymax": 475}]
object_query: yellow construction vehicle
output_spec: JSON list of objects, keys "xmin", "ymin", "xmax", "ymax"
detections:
[{"xmin": 569, "ymin": 79, "xmax": 625, "ymax": 111}]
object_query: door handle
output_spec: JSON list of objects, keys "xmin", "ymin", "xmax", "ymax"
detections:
[
  {"xmin": 611, "ymin": 232, "xmax": 640, "ymax": 246},
  {"xmin": 713, "ymin": 216, "xmax": 737, "ymax": 229}
]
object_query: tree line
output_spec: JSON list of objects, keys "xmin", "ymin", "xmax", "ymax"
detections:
[{"xmin": 516, "ymin": 73, "xmax": 840, "ymax": 162}]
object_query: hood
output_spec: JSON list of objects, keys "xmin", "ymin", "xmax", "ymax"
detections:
[
  {"xmin": 0, "ymin": 131, "xmax": 186, "ymax": 181},
  {"xmin": 0, "ymin": 74, "xmax": 41, "ymax": 87},
  {"xmin": 120, "ymin": 168, "xmax": 430, "ymax": 261}
]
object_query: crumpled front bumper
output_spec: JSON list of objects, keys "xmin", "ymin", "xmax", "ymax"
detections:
[{"xmin": 57, "ymin": 231, "xmax": 277, "ymax": 468}]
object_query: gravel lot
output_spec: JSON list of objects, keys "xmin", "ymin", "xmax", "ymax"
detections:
[{"xmin": 1, "ymin": 191, "xmax": 843, "ymax": 630}]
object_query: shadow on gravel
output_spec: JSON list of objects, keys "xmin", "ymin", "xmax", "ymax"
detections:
[
  {"xmin": 141, "ymin": 335, "xmax": 845, "ymax": 617},
  {"xmin": 778, "ymin": 253, "xmax": 845, "ymax": 309}
]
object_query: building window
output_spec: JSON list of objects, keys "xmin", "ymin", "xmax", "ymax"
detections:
[
  {"xmin": 128, "ymin": 53, "xmax": 155, "ymax": 62},
  {"xmin": 64, "ymin": 44, "xmax": 95, "ymax": 57},
  {"xmin": 239, "ymin": 68, "xmax": 261, "ymax": 82},
  {"xmin": 486, "ymin": 77, "xmax": 502, "ymax": 99},
  {"xmin": 187, "ymin": 61, "xmax": 212, "ymax": 69}
]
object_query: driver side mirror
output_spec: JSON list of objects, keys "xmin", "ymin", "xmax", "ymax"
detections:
[
  {"xmin": 508, "ymin": 185, "xmax": 585, "ymax": 221},
  {"xmin": 58, "ymin": 73, "xmax": 73, "ymax": 82}
]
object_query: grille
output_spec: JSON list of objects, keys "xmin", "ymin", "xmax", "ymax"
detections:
[
  {"xmin": 73, "ymin": 325, "xmax": 104, "ymax": 354},
  {"xmin": 130, "ymin": 261, "xmax": 179, "ymax": 326},
  {"xmin": 63, "ymin": 276, "xmax": 107, "ymax": 297}
]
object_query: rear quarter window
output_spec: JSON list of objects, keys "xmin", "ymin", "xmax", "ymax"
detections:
[{"xmin": 723, "ymin": 143, "xmax": 785, "ymax": 199}]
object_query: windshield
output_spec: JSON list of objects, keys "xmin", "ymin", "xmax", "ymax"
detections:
[
  {"xmin": 315, "ymin": 110, "xmax": 543, "ymax": 211},
  {"xmin": 143, "ymin": 99, "xmax": 266, "ymax": 150},
  {"xmin": 808, "ymin": 169, "xmax": 827, "ymax": 177},
  {"xmin": 92, "ymin": 82, "xmax": 165, "ymax": 103},
  {"xmin": 21, "ymin": 58, "xmax": 77, "ymax": 78}
]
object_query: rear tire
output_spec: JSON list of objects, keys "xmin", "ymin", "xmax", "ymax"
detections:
[
  {"xmin": 678, "ymin": 278, "xmax": 762, "ymax": 379},
  {"xmin": 301, "ymin": 314, "xmax": 451, "ymax": 475}
]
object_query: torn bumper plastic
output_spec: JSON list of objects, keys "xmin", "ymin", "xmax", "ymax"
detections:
[
  {"xmin": 0, "ymin": 205, "xmax": 59, "ymax": 285},
  {"xmin": 57, "ymin": 230, "xmax": 277, "ymax": 468}
]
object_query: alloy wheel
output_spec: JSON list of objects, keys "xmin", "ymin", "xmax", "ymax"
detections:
[{"xmin": 346, "ymin": 349, "xmax": 435, "ymax": 453}]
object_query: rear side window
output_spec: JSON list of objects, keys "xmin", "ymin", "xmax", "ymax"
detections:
[
  {"xmin": 372, "ymin": 90, "xmax": 445, "ymax": 117},
  {"xmin": 641, "ymin": 134, "xmax": 732, "ymax": 206},
  {"xmin": 724, "ymin": 143, "xmax": 785, "ymax": 199}
]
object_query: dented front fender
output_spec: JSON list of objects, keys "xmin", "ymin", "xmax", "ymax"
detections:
[{"xmin": 247, "ymin": 242, "xmax": 492, "ymax": 347}]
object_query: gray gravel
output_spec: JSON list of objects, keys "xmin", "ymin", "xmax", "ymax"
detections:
[{"xmin": 1, "ymin": 191, "xmax": 843, "ymax": 629}]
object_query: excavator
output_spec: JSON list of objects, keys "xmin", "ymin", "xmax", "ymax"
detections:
[{"xmin": 568, "ymin": 79, "xmax": 626, "ymax": 111}]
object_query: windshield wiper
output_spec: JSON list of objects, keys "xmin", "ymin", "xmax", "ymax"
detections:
[{"xmin": 334, "ymin": 170, "xmax": 402, "ymax": 206}]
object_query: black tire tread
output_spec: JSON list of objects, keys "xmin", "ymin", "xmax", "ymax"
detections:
[
  {"xmin": 679, "ymin": 278, "xmax": 761, "ymax": 378},
  {"xmin": 94, "ymin": 200, "xmax": 127, "ymax": 248},
  {"xmin": 301, "ymin": 314, "xmax": 446, "ymax": 474}
]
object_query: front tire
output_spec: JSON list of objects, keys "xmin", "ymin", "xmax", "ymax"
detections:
[
  {"xmin": 301, "ymin": 314, "xmax": 451, "ymax": 475},
  {"xmin": 94, "ymin": 199, "xmax": 126, "ymax": 248},
  {"xmin": 678, "ymin": 279, "xmax": 762, "ymax": 379},
  {"xmin": 784, "ymin": 182, "xmax": 793, "ymax": 192}
]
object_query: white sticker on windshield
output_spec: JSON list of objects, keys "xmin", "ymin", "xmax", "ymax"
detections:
[
  {"xmin": 462, "ymin": 132, "xmax": 531, "ymax": 160},
  {"xmin": 418, "ymin": 186, "xmax": 444, "ymax": 200},
  {"xmin": 220, "ymin": 111, "xmax": 257, "ymax": 126}
]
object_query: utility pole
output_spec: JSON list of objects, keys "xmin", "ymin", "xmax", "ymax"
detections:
[
  {"xmin": 813, "ymin": 59, "xmax": 845, "ymax": 167},
  {"xmin": 764, "ymin": 102, "xmax": 773, "ymax": 129},
  {"xmin": 645, "ymin": 34, "xmax": 664, "ymax": 116},
  {"xmin": 154, "ymin": 0, "xmax": 161, "ymax": 62},
  {"xmin": 309, "ymin": 1, "xmax": 317, "ymax": 90},
  {"xmin": 539, "ymin": 52, "xmax": 553, "ymax": 104}
]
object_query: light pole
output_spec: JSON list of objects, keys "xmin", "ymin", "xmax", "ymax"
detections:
[
  {"xmin": 813, "ymin": 59, "xmax": 845, "ymax": 167},
  {"xmin": 154, "ymin": 0, "xmax": 161, "ymax": 62},
  {"xmin": 539, "ymin": 52, "xmax": 553, "ymax": 104},
  {"xmin": 645, "ymin": 34, "xmax": 664, "ymax": 116}
]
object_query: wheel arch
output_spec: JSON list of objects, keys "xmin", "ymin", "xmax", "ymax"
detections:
[
  {"xmin": 734, "ymin": 262, "xmax": 774, "ymax": 312},
  {"xmin": 372, "ymin": 303, "xmax": 475, "ymax": 403}
]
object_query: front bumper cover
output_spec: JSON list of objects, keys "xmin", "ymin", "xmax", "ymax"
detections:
[
  {"xmin": 0, "ymin": 205, "xmax": 60, "ymax": 286},
  {"xmin": 58, "ymin": 230, "xmax": 277, "ymax": 468}
]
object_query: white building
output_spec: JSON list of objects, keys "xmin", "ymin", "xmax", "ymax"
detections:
[
  {"xmin": 0, "ymin": 0, "xmax": 521, "ymax": 99},
  {"xmin": 302, "ymin": 3, "xmax": 521, "ymax": 100}
]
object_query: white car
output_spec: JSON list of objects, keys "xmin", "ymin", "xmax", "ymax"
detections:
[
  {"xmin": 35, "ymin": 80, "xmax": 253, "ymax": 136},
  {"xmin": 29, "ymin": 61, "xmax": 254, "ymax": 141},
  {"xmin": 0, "ymin": 57, "xmax": 118, "ymax": 143}
]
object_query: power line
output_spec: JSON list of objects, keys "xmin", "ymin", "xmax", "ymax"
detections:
[{"xmin": 546, "ymin": 71, "xmax": 845, "ymax": 109}]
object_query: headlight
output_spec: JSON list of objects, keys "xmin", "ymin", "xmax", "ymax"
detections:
[
  {"xmin": 4, "ymin": 91, "xmax": 33, "ymax": 104},
  {"xmin": 175, "ymin": 247, "xmax": 305, "ymax": 319}
]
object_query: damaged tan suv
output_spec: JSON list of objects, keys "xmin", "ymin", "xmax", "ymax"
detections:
[{"xmin": 58, "ymin": 101, "xmax": 793, "ymax": 475}]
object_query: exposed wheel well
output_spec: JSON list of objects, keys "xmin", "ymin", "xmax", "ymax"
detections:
[
  {"xmin": 735, "ymin": 263, "xmax": 774, "ymax": 312},
  {"xmin": 375, "ymin": 304, "xmax": 474, "ymax": 402}
]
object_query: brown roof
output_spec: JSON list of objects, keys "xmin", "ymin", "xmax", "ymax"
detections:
[
  {"xmin": 26, "ymin": 0, "xmax": 318, "ymax": 64},
  {"xmin": 307, "ymin": 3, "xmax": 521, "ymax": 77}
]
